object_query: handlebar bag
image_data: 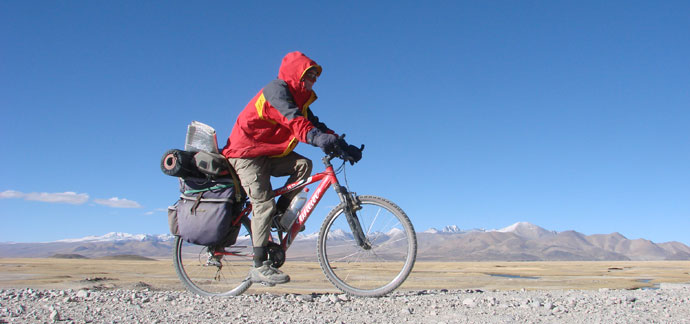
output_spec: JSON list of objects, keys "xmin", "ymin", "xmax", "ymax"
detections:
[{"xmin": 171, "ymin": 177, "xmax": 240, "ymax": 246}]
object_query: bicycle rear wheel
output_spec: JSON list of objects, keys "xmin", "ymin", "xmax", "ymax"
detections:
[
  {"xmin": 317, "ymin": 195, "xmax": 417, "ymax": 297},
  {"xmin": 172, "ymin": 217, "xmax": 253, "ymax": 297}
]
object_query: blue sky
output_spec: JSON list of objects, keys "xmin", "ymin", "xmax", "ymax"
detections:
[{"xmin": 1, "ymin": 1, "xmax": 688, "ymax": 245}]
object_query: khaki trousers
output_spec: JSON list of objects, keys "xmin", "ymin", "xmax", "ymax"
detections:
[{"xmin": 227, "ymin": 152, "xmax": 312, "ymax": 248}]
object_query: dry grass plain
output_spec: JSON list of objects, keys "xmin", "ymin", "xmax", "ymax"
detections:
[{"xmin": 1, "ymin": 258, "xmax": 689, "ymax": 295}]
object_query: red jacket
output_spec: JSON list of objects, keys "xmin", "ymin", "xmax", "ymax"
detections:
[{"xmin": 222, "ymin": 52, "xmax": 332, "ymax": 158}]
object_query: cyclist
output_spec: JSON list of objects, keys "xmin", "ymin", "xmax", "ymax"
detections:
[{"xmin": 222, "ymin": 51, "xmax": 361, "ymax": 285}]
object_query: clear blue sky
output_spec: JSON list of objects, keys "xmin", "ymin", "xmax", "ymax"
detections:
[{"xmin": 1, "ymin": 1, "xmax": 688, "ymax": 245}]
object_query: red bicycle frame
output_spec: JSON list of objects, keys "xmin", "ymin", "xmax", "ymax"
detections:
[{"xmin": 227, "ymin": 157, "xmax": 340, "ymax": 253}]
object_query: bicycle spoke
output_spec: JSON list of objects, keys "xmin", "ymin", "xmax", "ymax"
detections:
[
  {"xmin": 172, "ymin": 217, "xmax": 254, "ymax": 297},
  {"xmin": 331, "ymin": 249, "xmax": 365, "ymax": 263},
  {"xmin": 381, "ymin": 236, "xmax": 409, "ymax": 247},
  {"xmin": 318, "ymin": 196, "xmax": 417, "ymax": 297},
  {"xmin": 365, "ymin": 207, "xmax": 383, "ymax": 236}
]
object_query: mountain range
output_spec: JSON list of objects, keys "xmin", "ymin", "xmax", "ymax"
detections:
[{"xmin": 1, "ymin": 222, "xmax": 689, "ymax": 261}]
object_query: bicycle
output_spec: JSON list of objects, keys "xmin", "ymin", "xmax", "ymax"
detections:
[{"xmin": 171, "ymin": 147, "xmax": 417, "ymax": 297}]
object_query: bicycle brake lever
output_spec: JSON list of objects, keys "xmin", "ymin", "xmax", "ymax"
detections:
[
  {"xmin": 340, "ymin": 149, "xmax": 354, "ymax": 165},
  {"xmin": 341, "ymin": 144, "xmax": 364, "ymax": 165}
]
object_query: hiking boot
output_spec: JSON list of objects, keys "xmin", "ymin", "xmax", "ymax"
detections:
[{"xmin": 249, "ymin": 261, "xmax": 290, "ymax": 285}]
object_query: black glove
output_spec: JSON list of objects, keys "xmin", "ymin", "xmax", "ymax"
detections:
[
  {"xmin": 344, "ymin": 145, "xmax": 362, "ymax": 164},
  {"xmin": 309, "ymin": 130, "xmax": 338, "ymax": 153}
]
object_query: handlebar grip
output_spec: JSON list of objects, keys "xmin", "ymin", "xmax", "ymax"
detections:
[{"xmin": 329, "ymin": 134, "xmax": 364, "ymax": 165}]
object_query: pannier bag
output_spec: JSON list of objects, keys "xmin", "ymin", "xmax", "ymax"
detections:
[
  {"xmin": 169, "ymin": 177, "xmax": 240, "ymax": 246},
  {"xmin": 168, "ymin": 203, "xmax": 180, "ymax": 236}
]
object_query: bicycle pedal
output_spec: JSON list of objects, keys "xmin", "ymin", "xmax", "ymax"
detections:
[{"xmin": 259, "ymin": 281, "xmax": 276, "ymax": 287}]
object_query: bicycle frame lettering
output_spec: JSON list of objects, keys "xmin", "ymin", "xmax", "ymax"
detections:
[
  {"xmin": 277, "ymin": 168, "xmax": 335, "ymax": 249},
  {"xmin": 228, "ymin": 162, "xmax": 339, "ymax": 254}
]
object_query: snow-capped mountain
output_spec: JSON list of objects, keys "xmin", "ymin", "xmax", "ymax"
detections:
[
  {"xmin": 441, "ymin": 225, "xmax": 462, "ymax": 233},
  {"xmin": 424, "ymin": 225, "xmax": 463, "ymax": 234},
  {"xmin": 293, "ymin": 229, "xmax": 350, "ymax": 241},
  {"xmin": 2, "ymin": 222, "xmax": 689, "ymax": 261},
  {"xmin": 424, "ymin": 222, "xmax": 559, "ymax": 238},
  {"xmin": 496, "ymin": 221, "xmax": 558, "ymax": 239},
  {"xmin": 414, "ymin": 222, "xmax": 690, "ymax": 261},
  {"xmin": 296, "ymin": 228, "xmax": 404, "ymax": 242},
  {"xmin": 325, "ymin": 228, "xmax": 352, "ymax": 240},
  {"xmin": 294, "ymin": 231, "xmax": 320, "ymax": 241},
  {"xmin": 52, "ymin": 222, "xmax": 546, "ymax": 243},
  {"xmin": 423, "ymin": 225, "xmax": 487, "ymax": 234},
  {"xmin": 387, "ymin": 228, "xmax": 405, "ymax": 236},
  {"xmin": 55, "ymin": 232, "xmax": 174, "ymax": 243}
]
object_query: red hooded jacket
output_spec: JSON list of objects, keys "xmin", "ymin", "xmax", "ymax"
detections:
[{"xmin": 222, "ymin": 52, "xmax": 333, "ymax": 158}]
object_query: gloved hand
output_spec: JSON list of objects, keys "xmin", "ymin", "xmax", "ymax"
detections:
[
  {"xmin": 310, "ymin": 132, "xmax": 338, "ymax": 153},
  {"xmin": 344, "ymin": 144, "xmax": 362, "ymax": 164}
]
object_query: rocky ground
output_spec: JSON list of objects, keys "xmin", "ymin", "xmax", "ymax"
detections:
[{"xmin": 1, "ymin": 285, "xmax": 689, "ymax": 323}]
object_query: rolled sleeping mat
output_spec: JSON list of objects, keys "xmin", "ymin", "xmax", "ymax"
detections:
[{"xmin": 160, "ymin": 149, "xmax": 205, "ymax": 178}]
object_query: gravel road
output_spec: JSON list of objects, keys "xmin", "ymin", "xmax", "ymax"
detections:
[{"xmin": 1, "ymin": 284, "xmax": 689, "ymax": 323}]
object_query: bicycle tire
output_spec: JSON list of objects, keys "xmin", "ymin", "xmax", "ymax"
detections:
[
  {"xmin": 317, "ymin": 195, "xmax": 417, "ymax": 297},
  {"xmin": 173, "ymin": 216, "xmax": 253, "ymax": 297}
]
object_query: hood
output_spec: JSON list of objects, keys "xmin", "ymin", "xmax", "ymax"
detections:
[{"xmin": 277, "ymin": 51, "xmax": 321, "ymax": 105}]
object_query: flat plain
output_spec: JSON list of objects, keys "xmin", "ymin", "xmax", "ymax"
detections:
[{"xmin": 1, "ymin": 258, "xmax": 689, "ymax": 294}]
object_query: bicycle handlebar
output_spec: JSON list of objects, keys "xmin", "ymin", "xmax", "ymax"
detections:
[{"xmin": 325, "ymin": 134, "xmax": 364, "ymax": 165}]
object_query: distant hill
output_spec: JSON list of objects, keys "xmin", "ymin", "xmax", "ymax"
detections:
[
  {"xmin": 96, "ymin": 254, "xmax": 157, "ymax": 261},
  {"xmin": 51, "ymin": 253, "xmax": 88, "ymax": 259},
  {"xmin": 0, "ymin": 239, "xmax": 174, "ymax": 259},
  {"xmin": 416, "ymin": 223, "xmax": 690, "ymax": 261},
  {"xmin": 1, "ymin": 223, "xmax": 689, "ymax": 261}
]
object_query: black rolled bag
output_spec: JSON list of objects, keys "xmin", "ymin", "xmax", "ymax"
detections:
[
  {"xmin": 160, "ymin": 149, "xmax": 236, "ymax": 179},
  {"xmin": 160, "ymin": 149, "xmax": 206, "ymax": 178}
]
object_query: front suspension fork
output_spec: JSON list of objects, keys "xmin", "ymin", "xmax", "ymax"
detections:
[{"xmin": 334, "ymin": 184, "xmax": 371, "ymax": 250}]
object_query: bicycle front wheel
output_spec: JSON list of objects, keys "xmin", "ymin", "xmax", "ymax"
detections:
[
  {"xmin": 317, "ymin": 195, "xmax": 417, "ymax": 296},
  {"xmin": 172, "ymin": 217, "xmax": 253, "ymax": 297}
]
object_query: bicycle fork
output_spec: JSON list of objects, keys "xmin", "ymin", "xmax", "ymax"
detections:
[{"xmin": 333, "ymin": 183, "xmax": 371, "ymax": 250}]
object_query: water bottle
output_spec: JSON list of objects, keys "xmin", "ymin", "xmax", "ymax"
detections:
[{"xmin": 279, "ymin": 189, "xmax": 308, "ymax": 230}]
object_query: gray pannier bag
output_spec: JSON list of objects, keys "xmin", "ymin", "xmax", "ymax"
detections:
[
  {"xmin": 170, "ymin": 177, "xmax": 241, "ymax": 246},
  {"xmin": 168, "ymin": 203, "xmax": 180, "ymax": 236}
]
